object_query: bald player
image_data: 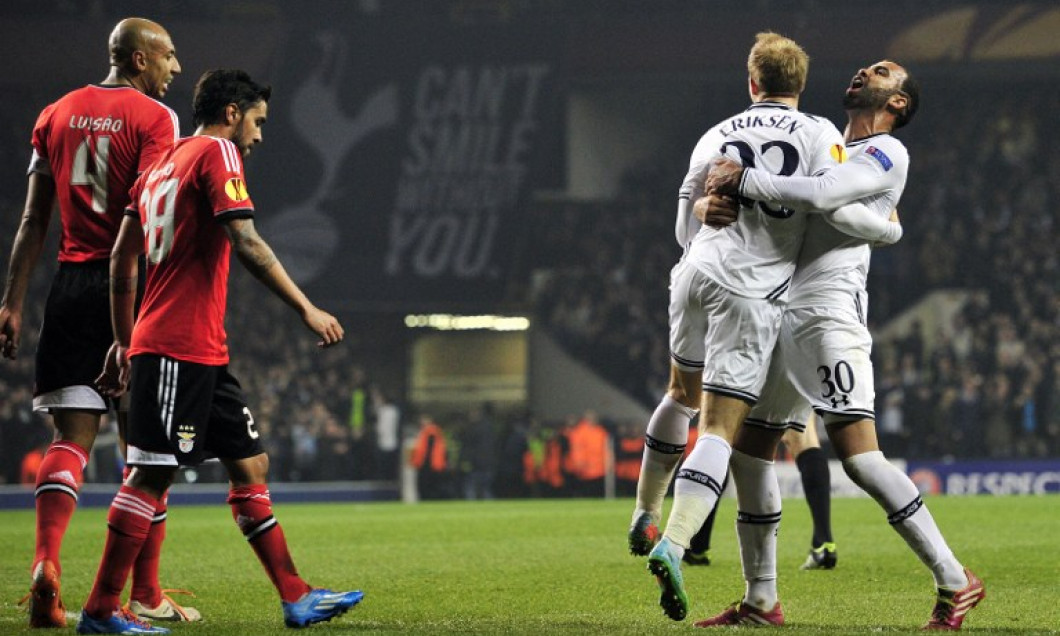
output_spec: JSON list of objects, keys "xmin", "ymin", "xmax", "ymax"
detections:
[{"xmin": 0, "ymin": 17, "xmax": 200, "ymax": 628}]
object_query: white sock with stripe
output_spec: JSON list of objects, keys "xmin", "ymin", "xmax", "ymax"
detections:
[
  {"xmin": 842, "ymin": 451, "xmax": 967, "ymax": 589},
  {"xmin": 731, "ymin": 449, "xmax": 781, "ymax": 611},
  {"xmin": 633, "ymin": 395, "xmax": 698, "ymax": 524},
  {"xmin": 663, "ymin": 433, "xmax": 731, "ymax": 551}
]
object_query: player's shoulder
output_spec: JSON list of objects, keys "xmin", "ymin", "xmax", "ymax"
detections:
[
  {"xmin": 869, "ymin": 133, "xmax": 908, "ymax": 156},
  {"xmin": 851, "ymin": 133, "xmax": 909, "ymax": 170},
  {"xmin": 37, "ymin": 85, "xmax": 92, "ymax": 118},
  {"xmin": 798, "ymin": 110, "xmax": 843, "ymax": 136},
  {"xmin": 119, "ymin": 88, "xmax": 180, "ymax": 123},
  {"xmin": 57, "ymin": 85, "xmax": 178, "ymax": 125},
  {"xmin": 192, "ymin": 135, "xmax": 244, "ymax": 173}
]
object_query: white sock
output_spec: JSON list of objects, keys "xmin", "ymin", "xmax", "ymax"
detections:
[
  {"xmin": 633, "ymin": 396, "xmax": 698, "ymax": 524},
  {"xmin": 663, "ymin": 433, "xmax": 731, "ymax": 551},
  {"xmin": 843, "ymin": 451, "xmax": 967, "ymax": 589},
  {"xmin": 731, "ymin": 450, "xmax": 780, "ymax": 611}
]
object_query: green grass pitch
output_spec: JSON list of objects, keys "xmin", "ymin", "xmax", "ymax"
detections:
[{"xmin": 1, "ymin": 495, "xmax": 1057, "ymax": 634}]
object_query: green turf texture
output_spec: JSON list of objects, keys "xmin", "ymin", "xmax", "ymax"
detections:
[{"xmin": 1, "ymin": 495, "xmax": 1056, "ymax": 634}]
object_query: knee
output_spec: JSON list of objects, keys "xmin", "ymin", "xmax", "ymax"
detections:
[
  {"xmin": 840, "ymin": 449, "xmax": 887, "ymax": 487},
  {"xmin": 127, "ymin": 466, "xmax": 176, "ymax": 498},
  {"xmin": 227, "ymin": 453, "xmax": 270, "ymax": 486},
  {"xmin": 53, "ymin": 413, "xmax": 101, "ymax": 450},
  {"xmin": 667, "ymin": 368, "xmax": 702, "ymax": 409},
  {"xmin": 666, "ymin": 385, "xmax": 699, "ymax": 410}
]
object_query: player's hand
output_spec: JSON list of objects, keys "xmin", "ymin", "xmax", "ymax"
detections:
[
  {"xmin": 95, "ymin": 341, "xmax": 131, "ymax": 397},
  {"xmin": 705, "ymin": 158, "xmax": 744, "ymax": 195},
  {"xmin": 303, "ymin": 306, "xmax": 344, "ymax": 348},
  {"xmin": 889, "ymin": 207, "xmax": 900, "ymax": 223},
  {"xmin": 694, "ymin": 193, "xmax": 740, "ymax": 228},
  {"xmin": 0, "ymin": 306, "xmax": 21, "ymax": 360}
]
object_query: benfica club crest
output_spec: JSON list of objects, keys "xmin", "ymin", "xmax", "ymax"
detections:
[{"xmin": 177, "ymin": 425, "xmax": 196, "ymax": 454}]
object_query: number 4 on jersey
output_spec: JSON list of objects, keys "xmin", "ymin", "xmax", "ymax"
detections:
[{"xmin": 70, "ymin": 136, "xmax": 110, "ymax": 213}]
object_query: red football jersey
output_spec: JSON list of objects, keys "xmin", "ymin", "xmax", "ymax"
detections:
[
  {"xmin": 30, "ymin": 84, "xmax": 179, "ymax": 262},
  {"xmin": 127, "ymin": 136, "xmax": 255, "ymax": 365}
]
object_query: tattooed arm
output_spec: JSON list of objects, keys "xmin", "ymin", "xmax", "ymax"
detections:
[{"xmin": 225, "ymin": 217, "xmax": 344, "ymax": 347}]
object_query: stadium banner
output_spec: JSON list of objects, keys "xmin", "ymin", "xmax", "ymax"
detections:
[
  {"xmin": 907, "ymin": 459, "xmax": 1060, "ymax": 496},
  {"xmin": 248, "ymin": 17, "xmax": 562, "ymax": 310}
]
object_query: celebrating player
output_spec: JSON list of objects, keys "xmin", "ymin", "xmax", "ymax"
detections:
[
  {"xmin": 76, "ymin": 69, "xmax": 361, "ymax": 635},
  {"xmin": 629, "ymin": 32, "xmax": 851, "ymax": 622},
  {"xmin": 0, "ymin": 17, "xmax": 200, "ymax": 628},
  {"xmin": 699, "ymin": 60, "xmax": 984, "ymax": 630}
]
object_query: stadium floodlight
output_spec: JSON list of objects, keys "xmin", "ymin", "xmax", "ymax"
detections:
[{"xmin": 403, "ymin": 313, "xmax": 530, "ymax": 331}]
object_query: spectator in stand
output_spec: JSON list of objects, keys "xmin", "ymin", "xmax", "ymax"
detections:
[
  {"xmin": 410, "ymin": 414, "xmax": 449, "ymax": 500},
  {"xmin": 564, "ymin": 410, "xmax": 608, "ymax": 497},
  {"xmin": 370, "ymin": 385, "xmax": 401, "ymax": 481},
  {"xmin": 460, "ymin": 402, "xmax": 498, "ymax": 500}
]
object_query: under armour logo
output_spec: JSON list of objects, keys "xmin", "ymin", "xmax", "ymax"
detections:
[{"xmin": 830, "ymin": 394, "xmax": 850, "ymax": 408}]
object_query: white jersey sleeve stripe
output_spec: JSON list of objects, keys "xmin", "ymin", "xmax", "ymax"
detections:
[
  {"xmin": 225, "ymin": 139, "xmax": 242, "ymax": 173},
  {"xmin": 165, "ymin": 106, "xmax": 180, "ymax": 143},
  {"xmin": 212, "ymin": 137, "xmax": 241, "ymax": 173}
]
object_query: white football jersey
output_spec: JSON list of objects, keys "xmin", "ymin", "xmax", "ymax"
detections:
[
  {"xmin": 678, "ymin": 102, "xmax": 845, "ymax": 301},
  {"xmin": 739, "ymin": 133, "xmax": 909, "ymax": 308}
]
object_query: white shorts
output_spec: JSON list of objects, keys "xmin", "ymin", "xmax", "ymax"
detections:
[
  {"xmin": 746, "ymin": 340, "xmax": 812, "ymax": 432},
  {"xmin": 668, "ymin": 259, "xmax": 784, "ymax": 404},
  {"xmin": 780, "ymin": 302, "xmax": 876, "ymax": 421}
]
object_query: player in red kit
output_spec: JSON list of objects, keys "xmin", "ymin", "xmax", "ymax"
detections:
[
  {"xmin": 79, "ymin": 69, "xmax": 362, "ymax": 634},
  {"xmin": 0, "ymin": 18, "xmax": 199, "ymax": 629}
]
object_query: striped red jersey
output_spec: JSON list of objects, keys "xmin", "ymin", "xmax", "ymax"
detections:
[
  {"xmin": 29, "ymin": 84, "xmax": 179, "ymax": 262},
  {"xmin": 126, "ymin": 136, "xmax": 255, "ymax": 365}
]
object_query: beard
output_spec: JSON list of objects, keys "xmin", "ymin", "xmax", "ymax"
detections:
[
  {"xmin": 231, "ymin": 129, "xmax": 251, "ymax": 158},
  {"xmin": 843, "ymin": 84, "xmax": 895, "ymax": 110}
]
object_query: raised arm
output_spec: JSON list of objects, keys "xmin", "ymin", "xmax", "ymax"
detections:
[
  {"xmin": 0, "ymin": 172, "xmax": 56, "ymax": 359},
  {"xmin": 224, "ymin": 217, "xmax": 344, "ymax": 347}
]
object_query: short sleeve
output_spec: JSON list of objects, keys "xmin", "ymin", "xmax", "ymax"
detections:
[
  {"xmin": 125, "ymin": 172, "xmax": 146, "ymax": 219},
  {"xmin": 28, "ymin": 104, "xmax": 56, "ymax": 176},
  {"xmin": 198, "ymin": 138, "xmax": 255, "ymax": 221}
]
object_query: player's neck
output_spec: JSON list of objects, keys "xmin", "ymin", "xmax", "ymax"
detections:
[
  {"xmin": 195, "ymin": 124, "xmax": 233, "ymax": 141},
  {"xmin": 843, "ymin": 109, "xmax": 893, "ymax": 142},
  {"xmin": 755, "ymin": 94, "xmax": 799, "ymax": 108},
  {"xmin": 101, "ymin": 67, "xmax": 141, "ymax": 92}
]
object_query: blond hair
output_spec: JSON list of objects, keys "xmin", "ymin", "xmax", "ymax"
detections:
[{"xmin": 747, "ymin": 31, "xmax": 809, "ymax": 96}]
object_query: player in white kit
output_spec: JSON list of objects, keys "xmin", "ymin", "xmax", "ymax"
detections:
[
  {"xmin": 633, "ymin": 32, "xmax": 854, "ymax": 623},
  {"xmin": 698, "ymin": 61, "xmax": 984, "ymax": 630}
]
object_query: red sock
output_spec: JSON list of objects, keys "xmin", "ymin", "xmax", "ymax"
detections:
[
  {"xmin": 33, "ymin": 441, "xmax": 89, "ymax": 576},
  {"xmin": 130, "ymin": 491, "xmax": 168, "ymax": 607},
  {"xmin": 228, "ymin": 485, "xmax": 311, "ymax": 602},
  {"xmin": 84, "ymin": 485, "xmax": 158, "ymax": 618}
]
